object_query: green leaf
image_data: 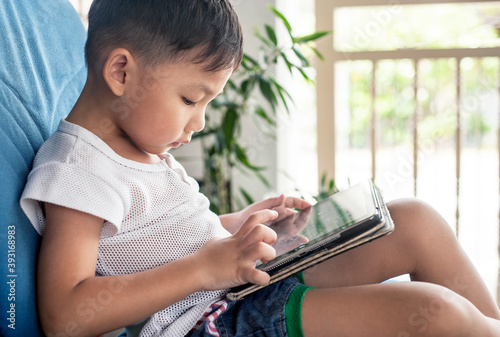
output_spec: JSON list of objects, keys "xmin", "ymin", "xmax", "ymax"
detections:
[
  {"xmin": 254, "ymin": 106, "xmax": 276, "ymax": 126},
  {"xmin": 235, "ymin": 145, "xmax": 265, "ymax": 172},
  {"xmin": 265, "ymin": 24, "xmax": 278, "ymax": 46},
  {"xmin": 254, "ymin": 29, "xmax": 275, "ymax": 48},
  {"xmin": 310, "ymin": 46, "xmax": 325, "ymax": 62},
  {"xmin": 269, "ymin": 5, "xmax": 292, "ymax": 35},
  {"xmin": 226, "ymin": 79, "xmax": 239, "ymax": 92},
  {"xmin": 242, "ymin": 54, "xmax": 259, "ymax": 67},
  {"xmin": 279, "ymin": 51, "xmax": 294, "ymax": 74},
  {"xmin": 239, "ymin": 187, "xmax": 255, "ymax": 205},
  {"xmin": 255, "ymin": 171, "xmax": 271, "ymax": 188},
  {"xmin": 329, "ymin": 179, "xmax": 335, "ymax": 192},
  {"xmin": 209, "ymin": 94, "xmax": 238, "ymax": 110},
  {"xmin": 295, "ymin": 66, "xmax": 314, "ymax": 84},
  {"xmin": 269, "ymin": 78, "xmax": 294, "ymax": 113},
  {"xmin": 320, "ymin": 173, "xmax": 327, "ymax": 188},
  {"xmin": 240, "ymin": 77, "xmax": 256, "ymax": 95},
  {"xmin": 222, "ymin": 109, "xmax": 238, "ymax": 148},
  {"xmin": 240, "ymin": 55, "xmax": 258, "ymax": 71},
  {"xmin": 258, "ymin": 77, "xmax": 278, "ymax": 111},
  {"xmin": 206, "ymin": 145, "xmax": 216, "ymax": 157},
  {"xmin": 192, "ymin": 128, "xmax": 216, "ymax": 139},
  {"xmin": 292, "ymin": 46, "xmax": 310, "ymax": 68},
  {"xmin": 293, "ymin": 31, "xmax": 331, "ymax": 44}
]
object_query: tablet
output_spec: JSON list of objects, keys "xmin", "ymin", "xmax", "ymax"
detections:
[{"xmin": 226, "ymin": 180, "xmax": 394, "ymax": 300}]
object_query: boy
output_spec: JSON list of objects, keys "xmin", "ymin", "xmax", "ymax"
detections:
[{"xmin": 20, "ymin": 0, "xmax": 500, "ymax": 336}]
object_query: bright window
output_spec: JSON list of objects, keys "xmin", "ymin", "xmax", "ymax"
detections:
[{"xmin": 316, "ymin": 0, "xmax": 500, "ymax": 299}]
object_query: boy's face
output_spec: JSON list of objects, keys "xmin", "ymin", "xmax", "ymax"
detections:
[{"xmin": 115, "ymin": 60, "xmax": 233, "ymax": 155}]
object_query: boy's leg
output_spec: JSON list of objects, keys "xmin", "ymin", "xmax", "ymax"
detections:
[
  {"xmin": 299, "ymin": 198, "xmax": 500, "ymax": 336},
  {"xmin": 300, "ymin": 281, "xmax": 500, "ymax": 337},
  {"xmin": 301, "ymin": 198, "xmax": 499, "ymax": 317}
]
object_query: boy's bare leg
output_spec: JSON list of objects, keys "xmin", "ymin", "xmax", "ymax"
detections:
[
  {"xmin": 301, "ymin": 198, "xmax": 500, "ymax": 336},
  {"xmin": 301, "ymin": 282, "xmax": 500, "ymax": 337}
]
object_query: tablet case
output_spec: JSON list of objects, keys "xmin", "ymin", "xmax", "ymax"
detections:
[{"xmin": 226, "ymin": 184, "xmax": 394, "ymax": 301}]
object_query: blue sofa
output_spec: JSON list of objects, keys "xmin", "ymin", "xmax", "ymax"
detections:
[{"xmin": 0, "ymin": 0, "xmax": 87, "ymax": 335}]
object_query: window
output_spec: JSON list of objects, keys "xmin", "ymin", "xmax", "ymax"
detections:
[{"xmin": 316, "ymin": 0, "xmax": 500, "ymax": 299}]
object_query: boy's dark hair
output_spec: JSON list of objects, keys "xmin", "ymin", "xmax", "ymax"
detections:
[{"xmin": 85, "ymin": 0, "xmax": 243, "ymax": 72}]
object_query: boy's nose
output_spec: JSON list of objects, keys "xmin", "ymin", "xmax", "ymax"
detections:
[{"xmin": 189, "ymin": 108, "xmax": 206, "ymax": 133}]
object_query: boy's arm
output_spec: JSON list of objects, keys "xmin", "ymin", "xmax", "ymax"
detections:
[
  {"xmin": 38, "ymin": 203, "xmax": 204, "ymax": 336},
  {"xmin": 38, "ymin": 203, "xmax": 278, "ymax": 337}
]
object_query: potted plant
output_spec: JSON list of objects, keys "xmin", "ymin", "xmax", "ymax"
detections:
[{"xmin": 194, "ymin": 5, "xmax": 330, "ymax": 214}]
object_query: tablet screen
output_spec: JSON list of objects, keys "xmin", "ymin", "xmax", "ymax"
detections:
[{"xmin": 259, "ymin": 181, "xmax": 379, "ymax": 270}]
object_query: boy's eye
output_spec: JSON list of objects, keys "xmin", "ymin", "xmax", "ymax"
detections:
[{"xmin": 183, "ymin": 98, "xmax": 196, "ymax": 106}]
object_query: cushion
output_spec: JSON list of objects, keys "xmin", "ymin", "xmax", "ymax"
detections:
[{"xmin": 0, "ymin": 0, "xmax": 87, "ymax": 335}]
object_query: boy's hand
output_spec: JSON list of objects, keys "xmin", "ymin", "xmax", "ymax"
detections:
[
  {"xmin": 239, "ymin": 194, "xmax": 312, "ymax": 225},
  {"xmin": 194, "ymin": 209, "xmax": 279, "ymax": 291},
  {"xmin": 267, "ymin": 205, "xmax": 312, "ymax": 255}
]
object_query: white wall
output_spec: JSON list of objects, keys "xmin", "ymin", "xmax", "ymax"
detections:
[
  {"xmin": 231, "ymin": 0, "xmax": 279, "ymax": 203},
  {"xmin": 275, "ymin": 0, "xmax": 319, "ymax": 199}
]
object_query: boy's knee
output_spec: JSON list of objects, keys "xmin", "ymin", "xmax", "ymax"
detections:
[
  {"xmin": 387, "ymin": 198, "xmax": 436, "ymax": 223},
  {"xmin": 387, "ymin": 198, "xmax": 455, "ymax": 240},
  {"xmin": 409, "ymin": 283, "xmax": 476, "ymax": 336},
  {"xmin": 432, "ymin": 295, "xmax": 477, "ymax": 336}
]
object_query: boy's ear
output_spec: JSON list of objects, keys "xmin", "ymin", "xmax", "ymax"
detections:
[{"xmin": 102, "ymin": 48, "xmax": 136, "ymax": 96}]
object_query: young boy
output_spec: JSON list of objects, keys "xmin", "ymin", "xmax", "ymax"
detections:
[{"xmin": 20, "ymin": 0, "xmax": 500, "ymax": 336}]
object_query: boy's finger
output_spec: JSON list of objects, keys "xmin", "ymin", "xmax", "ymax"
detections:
[
  {"xmin": 284, "ymin": 196, "xmax": 312, "ymax": 210},
  {"xmin": 243, "ymin": 268, "xmax": 271, "ymax": 286},
  {"xmin": 242, "ymin": 224, "xmax": 277, "ymax": 247},
  {"xmin": 244, "ymin": 240, "xmax": 276, "ymax": 263},
  {"xmin": 253, "ymin": 194, "xmax": 285, "ymax": 212},
  {"xmin": 234, "ymin": 210, "xmax": 279, "ymax": 237},
  {"xmin": 296, "ymin": 205, "xmax": 312, "ymax": 224}
]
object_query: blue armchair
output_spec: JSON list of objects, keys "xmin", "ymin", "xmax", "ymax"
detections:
[{"xmin": 0, "ymin": 0, "xmax": 87, "ymax": 335}]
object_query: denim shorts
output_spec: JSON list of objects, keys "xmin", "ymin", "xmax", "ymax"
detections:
[{"xmin": 187, "ymin": 275, "xmax": 311, "ymax": 337}]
